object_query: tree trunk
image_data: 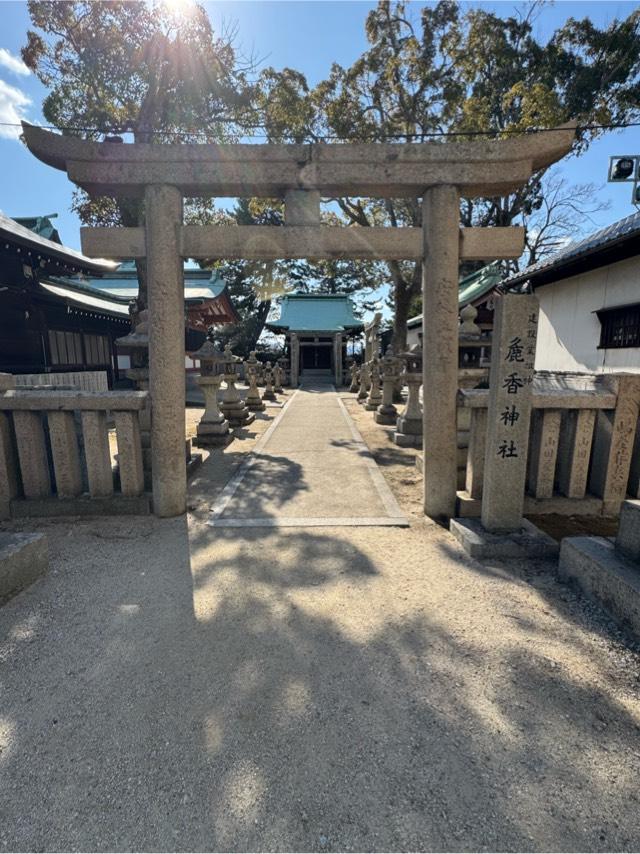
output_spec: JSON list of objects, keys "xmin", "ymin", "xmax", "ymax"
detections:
[
  {"xmin": 250, "ymin": 299, "xmax": 272, "ymax": 353},
  {"xmin": 116, "ymin": 197, "xmax": 149, "ymax": 311}
]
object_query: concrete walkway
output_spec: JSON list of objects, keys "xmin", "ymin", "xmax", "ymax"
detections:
[{"xmin": 209, "ymin": 380, "xmax": 407, "ymax": 528}]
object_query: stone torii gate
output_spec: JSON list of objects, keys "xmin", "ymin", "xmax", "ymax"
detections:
[{"xmin": 22, "ymin": 121, "xmax": 574, "ymax": 520}]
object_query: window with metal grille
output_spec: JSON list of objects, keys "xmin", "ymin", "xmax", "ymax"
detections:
[{"xmin": 596, "ymin": 304, "xmax": 640, "ymax": 349}]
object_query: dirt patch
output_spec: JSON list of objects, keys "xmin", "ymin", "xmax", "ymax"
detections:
[
  {"xmin": 341, "ymin": 395, "xmax": 424, "ymax": 519},
  {"xmin": 529, "ymin": 513, "xmax": 619, "ymax": 542}
]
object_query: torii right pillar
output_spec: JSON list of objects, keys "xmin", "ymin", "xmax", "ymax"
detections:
[{"xmin": 421, "ymin": 185, "xmax": 462, "ymax": 523}]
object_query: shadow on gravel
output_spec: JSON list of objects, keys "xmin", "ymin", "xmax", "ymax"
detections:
[
  {"xmin": 1, "ymin": 489, "xmax": 640, "ymax": 852},
  {"xmin": 436, "ymin": 536, "xmax": 640, "ymax": 655}
]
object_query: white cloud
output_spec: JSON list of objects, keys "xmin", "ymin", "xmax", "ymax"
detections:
[
  {"xmin": 0, "ymin": 79, "xmax": 31, "ymax": 139},
  {"xmin": 0, "ymin": 48, "xmax": 30, "ymax": 77}
]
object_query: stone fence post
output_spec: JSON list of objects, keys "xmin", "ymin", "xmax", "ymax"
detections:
[
  {"xmin": 589, "ymin": 374, "xmax": 640, "ymax": 516},
  {"xmin": 0, "ymin": 373, "xmax": 18, "ymax": 519}
]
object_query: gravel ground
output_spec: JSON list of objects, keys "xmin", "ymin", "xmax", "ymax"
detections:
[{"xmin": 1, "ymin": 391, "xmax": 640, "ymax": 852}]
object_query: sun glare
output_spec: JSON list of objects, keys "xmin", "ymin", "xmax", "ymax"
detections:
[{"xmin": 161, "ymin": 0, "xmax": 196, "ymax": 18}]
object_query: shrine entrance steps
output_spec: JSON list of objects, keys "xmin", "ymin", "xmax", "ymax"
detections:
[
  {"xmin": 208, "ymin": 382, "xmax": 408, "ymax": 528},
  {"xmin": 299, "ymin": 369, "xmax": 334, "ymax": 381}
]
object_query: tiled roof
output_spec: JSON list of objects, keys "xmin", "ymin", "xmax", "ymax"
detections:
[
  {"xmin": 13, "ymin": 214, "xmax": 61, "ymax": 245},
  {"xmin": 48, "ymin": 263, "xmax": 238, "ymax": 326},
  {"xmin": 267, "ymin": 293, "xmax": 363, "ymax": 332},
  {"xmin": 40, "ymin": 280, "xmax": 130, "ymax": 318},
  {"xmin": 504, "ymin": 210, "xmax": 640, "ymax": 287},
  {"xmin": 83, "ymin": 263, "xmax": 227, "ymax": 302},
  {"xmin": 0, "ymin": 212, "xmax": 116, "ymax": 273}
]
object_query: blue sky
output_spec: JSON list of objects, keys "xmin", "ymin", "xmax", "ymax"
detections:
[{"xmin": 0, "ymin": 0, "xmax": 639, "ymax": 253}]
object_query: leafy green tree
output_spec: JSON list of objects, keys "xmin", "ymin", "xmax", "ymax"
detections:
[
  {"xmin": 183, "ymin": 197, "xmax": 280, "ymax": 355},
  {"xmin": 256, "ymin": 0, "xmax": 640, "ymax": 351},
  {"xmin": 22, "ymin": 0, "xmax": 254, "ymax": 305},
  {"xmin": 185, "ymin": 198, "xmax": 383, "ymax": 355}
]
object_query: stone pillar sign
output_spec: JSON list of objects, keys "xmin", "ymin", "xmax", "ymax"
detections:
[{"xmin": 481, "ymin": 294, "xmax": 538, "ymax": 532}]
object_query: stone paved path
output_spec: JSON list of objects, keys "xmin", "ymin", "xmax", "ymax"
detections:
[{"xmin": 209, "ymin": 380, "xmax": 407, "ymax": 528}]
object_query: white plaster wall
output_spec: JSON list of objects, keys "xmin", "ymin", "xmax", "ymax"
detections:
[
  {"xmin": 407, "ymin": 324, "xmax": 422, "ymax": 349},
  {"xmin": 534, "ymin": 255, "xmax": 640, "ymax": 374}
]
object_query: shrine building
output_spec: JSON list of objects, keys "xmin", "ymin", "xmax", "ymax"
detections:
[
  {"xmin": 267, "ymin": 293, "xmax": 364, "ymax": 386},
  {"xmin": 0, "ymin": 213, "xmax": 238, "ymax": 387}
]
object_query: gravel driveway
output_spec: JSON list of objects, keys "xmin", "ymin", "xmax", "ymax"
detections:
[{"xmin": 1, "ymin": 398, "xmax": 639, "ymax": 852}]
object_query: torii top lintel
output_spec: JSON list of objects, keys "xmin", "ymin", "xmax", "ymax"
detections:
[{"xmin": 21, "ymin": 121, "xmax": 575, "ymax": 200}]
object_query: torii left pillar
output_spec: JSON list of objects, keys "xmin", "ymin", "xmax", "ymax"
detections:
[
  {"xmin": 422, "ymin": 185, "xmax": 460, "ymax": 523},
  {"xmin": 146, "ymin": 184, "xmax": 186, "ymax": 517}
]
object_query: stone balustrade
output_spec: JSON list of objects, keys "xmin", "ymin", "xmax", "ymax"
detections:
[
  {"xmin": 0, "ymin": 385, "xmax": 150, "ymax": 518},
  {"xmin": 456, "ymin": 372, "xmax": 640, "ymax": 518}
]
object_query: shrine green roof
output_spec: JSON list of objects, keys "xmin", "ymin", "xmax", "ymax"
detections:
[
  {"xmin": 267, "ymin": 293, "xmax": 364, "ymax": 333},
  {"xmin": 80, "ymin": 261, "xmax": 228, "ymax": 302},
  {"xmin": 1, "ymin": 212, "xmax": 116, "ymax": 274},
  {"xmin": 407, "ymin": 263, "xmax": 501, "ymax": 329},
  {"xmin": 13, "ymin": 213, "xmax": 62, "ymax": 244}
]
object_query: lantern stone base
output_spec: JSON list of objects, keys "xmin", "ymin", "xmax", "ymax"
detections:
[
  {"xmin": 393, "ymin": 432, "xmax": 422, "ymax": 448},
  {"xmin": 449, "ymin": 517, "xmax": 559, "ymax": 560},
  {"xmin": 365, "ymin": 397, "xmax": 382, "ymax": 411},
  {"xmin": 262, "ymin": 390, "xmax": 277, "ymax": 402},
  {"xmin": 375, "ymin": 405, "xmax": 397, "ymax": 425},
  {"xmin": 220, "ymin": 402, "xmax": 255, "ymax": 427},
  {"xmin": 194, "ymin": 412, "xmax": 232, "ymax": 447},
  {"xmin": 246, "ymin": 399, "xmax": 266, "ymax": 412},
  {"xmin": 393, "ymin": 415, "xmax": 422, "ymax": 448},
  {"xmin": 194, "ymin": 422, "xmax": 233, "ymax": 447}
]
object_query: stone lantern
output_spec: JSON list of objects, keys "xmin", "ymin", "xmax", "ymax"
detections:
[
  {"xmin": 348, "ymin": 361, "xmax": 360, "ymax": 393},
  {"xmin": 115, "ymin": 302, "xmax": 152, "ymax": 473},
  {"xmin": 115, "ymin": 302, "xmax": 150, "ymax": 394},
  {"xmin": 375, "ymin": 346, "xmax": 400, "ymax": 425},
  {"xmin": 393, "ymin": 344, "xmax": 423, "ymax": 447},
  {"xmin": 277, "ymin": 356, "xmax": 290, "ymax": 387},
  {"xmin": 190, "ymin": 336, "xmax": 231, "ymax": 446},
  {"xmin": 365, "ymin": 356, "xmax": 383, "ymax": 411},
  {"xmin": 262, "ymin": 362, "xmax": 277, "ymax": 402},
  {"xmin": 116, "ymin": 301, "xmax": 202, "ymax": 483},
  {"xmin": 357, "ymin": 361, "xmax": 370, "ymax": 402},
  {"xmin": 244, "ymin": 351, "xmax": 265, "ymax": 412},
  {"xmin": 220, "ymin": 344, "xmax": 255, "ymax": 427},
  {"xmin": 457, "ymin": 303, "xmax": 491, "ymax": 488},
  {"xmin": 273, "ymin": 361, "xmax": 284, "ymax": 394},
  {"xmin": 458, "ymin": 303, "xmax": 491, "ymax": 390},
  {"xmin": 276, "ymin": 357, "xmax": 288, "ymax": 390}
]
